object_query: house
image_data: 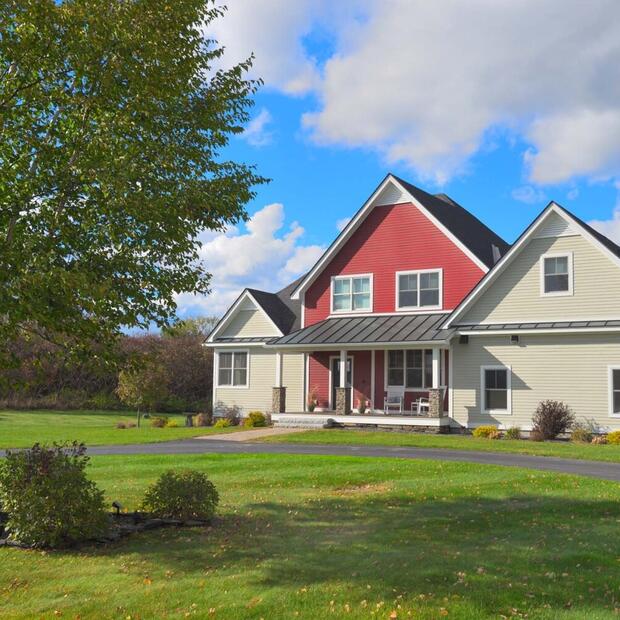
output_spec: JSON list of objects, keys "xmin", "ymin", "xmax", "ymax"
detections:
[{"xmin": 207, "ymin": 173, "xmax": 620, "ymax": 432}]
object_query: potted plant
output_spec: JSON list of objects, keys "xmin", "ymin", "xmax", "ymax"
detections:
[{"xmin": 358, "ymin": 398, "xmax": 370, "ymax": 414}]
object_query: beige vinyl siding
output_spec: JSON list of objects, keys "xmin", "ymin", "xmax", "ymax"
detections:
[
  {"xmin": 220, "ymin": 308, "xmax": 280, "ymax": 338},
  {"xmin": 451, "ymin": 333, "xmax": 620, "ymax": 431},
  {"xmin": 282, "ymin": 353, "xmax": 305, "ymax": 412},
  {"xmin": 461, "ymin": 234, "xmax": 620, "ymax": 324},
  {"xmin": 214, "ymin": 348, "xmax": 275, "ymax": 414}
]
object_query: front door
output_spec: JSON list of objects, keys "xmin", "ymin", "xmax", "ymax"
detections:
[{"xmin": 331, "ymin": 357, "xmax": 353, "ymax": 411}]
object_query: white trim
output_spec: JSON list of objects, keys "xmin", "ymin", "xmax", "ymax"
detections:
[
  {"xmin": 328, "ymin": 309, "xmax": 450, "ymax": 319},
  {"xmin": 275, "ymin": 351, "xmax": 283, "ymax": 388},
  {"xmin": 211, "ymin": 351, "xmax": 218, "ymax": 412},
  {"xmin": 432, "ymin": 347, "xmax": 440, "ymax": 389},
  {"xmin": 330, "ymin": 273, "xmax": 374, "ymax": 314},
  {"xmin": 208, "ymin": 342, "xmax": 270, "ymax": 348},
  {"xmin": 214, "ymin": 349, "xmax": 250, "ymax": 389},
  {"xmin": 370, "ymin": 350, "xmax": 376, "ymax": 410},
  {"xmin": 539, "ymin": 251, "xmax": 573, "ymax": 297},
  {"xmin": 303, "ymin": 352, "xmax": 309, "ymax": 412},
  {"xmin": 445, "ymin": 203, "xmax": 620, "ymax": 329},
  {"xmin": 301, "ymin": 291, "xmax": 306, "ymax": 329},
  {"xmin": 395, "ymin": 268, "xmax": 443, "ymax": 311},
  {"xmin": 328, "ymin": 355, "xmax": 354, "ymax": 410},
  {"xmin": 207, "ymin": 290, "xmax": 283, "ymax": 342},
  {"xmin": 480, "ymin": 365, "xmax": 512, "ymax": 415},
  {"xmin": 448, "ymin": 346, "xmax": 454, "ymax": 419},
  {"xmin": 270, "ymin": 339, "xmax": 451, "ymax": 351},
  {"xmin": 609, "ymin": 365, "xmax": 620, "ymax": 417},
  {"xmin": 290, "ymin": 174, "xmax": 489, "ymax": 299}
]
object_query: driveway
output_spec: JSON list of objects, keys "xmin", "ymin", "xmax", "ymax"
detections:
[{"xmin": 70, "ymin": 439, "xmax": 620, "ymax": 482}]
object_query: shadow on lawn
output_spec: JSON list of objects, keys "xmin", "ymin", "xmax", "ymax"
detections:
[{"xmin": 67, "ymin": 491, "xmax": 620, "ymax": 616}]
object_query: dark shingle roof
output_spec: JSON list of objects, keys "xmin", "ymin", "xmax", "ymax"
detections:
[
  {"xmin": 270, "ymin": 313, "xmax": 454, "ymax": 347},
  {"xmin": 394, "ymin": 175, "xmax": 510, "ymax": 268}
]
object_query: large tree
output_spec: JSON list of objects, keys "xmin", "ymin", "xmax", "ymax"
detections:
[{"xmin": 0, "ymin": 0, "xmax": 264, "ymax": 358}]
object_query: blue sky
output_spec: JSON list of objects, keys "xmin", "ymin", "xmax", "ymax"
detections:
[{"xmin": 175, "ymin": 1, "xmax": 620, "ymax": 318}]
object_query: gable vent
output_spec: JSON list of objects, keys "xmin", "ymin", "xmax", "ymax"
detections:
[
  {"xmin": 374, "ymin": 183, "xmax": 408, "ymax": 206},
  {"xmin": 534, "ymin": 212, "xmax": 577, "ymax": 239}
]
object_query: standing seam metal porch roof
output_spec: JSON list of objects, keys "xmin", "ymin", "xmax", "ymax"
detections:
[{"xmin": 269, "ymin": 313, "xmax": 454, "ymax": 346}]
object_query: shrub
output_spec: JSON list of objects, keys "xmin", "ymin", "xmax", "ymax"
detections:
[
  {"xmin": 0, "ymin": 443, "xmax": 108, "ymax": 548},
  {"xmin": 141, "ymin": 470, "xmax": 219, "ymax": 521},
  {"xmin": 529, "ymin": 429, "xmax": 545, "ymax": 442},
  {"xmin": 592, "ymin": 435, "xmax": 608, "ymax": 445},
  {"xmin": 244, "ymin": 411, "xmax": 267, "ymax": 428},
  {"xmin": 150, "ymin": 416, "xmax": 168, "ymax": 428},
  {"xmin": 194, "ymin": 412, "xmax": 212, "ymax": 427},
  {"xmin": 214, "ymin": 418, "xmax": 231, "ymax": 429},
  {"xmin": 571, "ymin": 425, "xmax": 593, "ymax": 444},
  {"xmin": 165, "ymin": 418, "xmax": 179, "ymax": 428},
  {"xmin": 116, "ymin": 421, "xmax": 127, "ymax": 429},
  {"xmin": 126, "ymin": 421, "xmax": 136, "ymax": 428},
  {"xmin": 223, "ymin": 405, "xmax": 241, "ymax": 426},
  {"xmin": 472, "ymin": 425, "xmax": 499, "ymax": 439},
  {"xmin": 505, "ymin": 426, "xmax": 522, "ymax": 440},
  {"xmin": 532, "ymin": 400, "xmax": 575, "ymax": 439},
  {"xmin": 607, "ymin": 430, "xmax": 620, "ymax": 445}
]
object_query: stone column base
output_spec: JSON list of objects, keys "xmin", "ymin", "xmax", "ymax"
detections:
[
  {"xmin": 272, "ymin": 387, "xmax": 286, "ymax": 413},
  {"xmin": 335, "ymin": 387, "xmax": 350, "ymax": 415},
  {"xmin": 428, "ymin": 388, "xmax": 442, "ymax": 417}
]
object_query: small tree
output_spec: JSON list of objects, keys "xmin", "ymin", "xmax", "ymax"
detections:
[
  {"xmin": 116, "ymin": 360, "xmax": 169, "ymax": 427},
  {"xmin": 532, "ymin": 400, "xmax": 575, "ymax": 439}
]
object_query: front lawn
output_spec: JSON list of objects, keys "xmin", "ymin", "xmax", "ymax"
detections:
[
  {"xmin": 0, "ymin": 410, "xmax": 237, "ymax": 448},
  {"xmin": 261, "ymin": 429, "xmax": 620, "ymax": 462},
  {"xmin": 2, "ymin": 453, "xmax": 620, "ymax": 619}
]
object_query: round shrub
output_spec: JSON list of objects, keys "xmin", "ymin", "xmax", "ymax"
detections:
[
  {"xmin": 532, "ymin": 400, "xmax": 575, "ymax": 439},
  {"xmin": 607, "ymin": 430, "xmax": 620, "ymax": 445},
  {"xmin": 193, "ymin": 412, "xmax": 212, "ymax": 427},
  {"xmin": 214, "ymin": 418, "xmax": 231, "ymax": 429},
  {"xmin": 116, "ymin": 421, "xmax": 127, "ymax": 429},
  {"xmin": 505, "ymin": 426, "xmax": 522, "ymax": 440},
  {"xmin": 570, "ymin": 426, "xmax": 593, "ymax": 443},
  {"xmin": 165, "ymin": 418, "xmax": 179, "ymax": 428},
  {"xmin": 141, "ymin": 470, "xmax": 218, "ymax": 521},
  {"xmin": 472, "ymin": 425, "xmax": 499, "ymax": 439},
  {"xmin": 0, "ymin": 443, "xmax": 108, "ymax": 548},
  {"xmin": 150, "ymin": 416, "xmax": 168, "ymax": 428},
  {"xmin": 244, "ymin": 411, "xmax": 267, "ymax": 428}
]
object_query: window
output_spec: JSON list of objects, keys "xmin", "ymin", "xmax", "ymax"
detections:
[
  {"xmin": 481, "ymin": 366, "xmax": 511, "ymax": 413},
  {"xmin": 217, "ymin": 351, "xmax": 248, "ymax": 387},
  {"xmin": 388, "ymin": 349, "xmax": 436, "ymax": 388},
  {"xmin": 332, "ymin": 274, "xmax": 372, "ymax": 313},
  {"xmin": 610, "ymin": 367, "xmax": 620, "ymax": 416},
  {"xmin": 396, "ymin": 269, "xmax": 442, "ymax": 310},
  {"xmin": 541, "ymin": 253, "xmax": 573, "ymax": 296}
]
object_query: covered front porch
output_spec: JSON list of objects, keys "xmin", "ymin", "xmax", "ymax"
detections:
[{"xmin": 268, "ymin": 313, "xmax": 454, "ymax": 420}]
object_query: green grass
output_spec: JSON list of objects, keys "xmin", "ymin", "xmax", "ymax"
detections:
[
  {"xmin": 0, "ymin": 410, "xmax": 237, "ymax": 448},
  {"xmin": 2, "ymin": 453, "xmax": 620, "ymax": 619},
  {"xmin": 260, "ymin": 429, "xmax": 620, "ymax": 462}
]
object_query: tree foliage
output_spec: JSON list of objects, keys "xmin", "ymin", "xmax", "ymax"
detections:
[{"xmin": 0, "ymin": 0, "xmax": 265, "ymax": 358}]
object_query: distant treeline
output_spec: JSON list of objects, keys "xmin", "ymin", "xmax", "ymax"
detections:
[{"xmin": 0, "ymin": 319, "xmax": 217, "ymax": 412}]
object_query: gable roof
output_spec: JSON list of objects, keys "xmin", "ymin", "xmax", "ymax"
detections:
[
  {"xmin": 444, "ymin": 201, "xmax": 620, "ymax": 328},
  {"xmin": 290, "ymin": 173, "xmax": 509, "ymax": 299}
]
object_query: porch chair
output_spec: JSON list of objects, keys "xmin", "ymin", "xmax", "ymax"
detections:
[{"xmin": 384, "ymin": 386, "xmax": 404, "ymax": 415}]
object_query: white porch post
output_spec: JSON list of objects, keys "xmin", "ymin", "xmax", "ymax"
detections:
[
  {"xmin": 429, "ymin": 347, "xmax": 442, "ymax": 417},
  {"xmin": 272, "ymin": 351, "xmax": 285, "ymax": 414},
  {"xmin": 275, "ymin": 351, "xmax": 283, "ymax": 388},
  {"xmin": 336, "ymin": 349, "xmax": 349, "ymax": 414},
  {"xmin": 339, "ymin": 349, "xmax": 347, "ymax": 388},
  {"xmin": 370, "ymin": 350, "xmax": 376, "ymax": 411},
  {"xmin": 432, "ymin": 347, "xmax": 440, "ymax": 389}
]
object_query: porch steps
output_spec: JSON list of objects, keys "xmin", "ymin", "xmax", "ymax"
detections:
[{"xmin": 273, "ymin": 416, "xmax": 327, "ymax": 429}]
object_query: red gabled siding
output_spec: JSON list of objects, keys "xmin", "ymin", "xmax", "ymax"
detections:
[{"xmin": 303, "ymin": 202, "xmax": 486, "ymax": 326}]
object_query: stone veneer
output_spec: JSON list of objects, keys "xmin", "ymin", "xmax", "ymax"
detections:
[
  {"xmin": 272, "ymin": 387, "xmax": 286, "ymax": 413},
  {"xmin": 335, "ymin": 387, "xmax": 350, "ymax": 415}
]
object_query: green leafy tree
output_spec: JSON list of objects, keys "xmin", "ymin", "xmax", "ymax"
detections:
[
  {"xmin": 116, "ymin": 359, "xmax": 169, "ymax": 426},
  {"xmin": 162, "ymin": 316, "xmax": 220, "ymax": 339},
  {"xmin": 0, "ymin": 0, "xmax": 265, "ymax": 360}
]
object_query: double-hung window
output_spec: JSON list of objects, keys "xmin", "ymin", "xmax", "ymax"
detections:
[
  {"xmin": 610, "ymin": 367, "xmax": 620, "ymax": 416},
  {"xmin": 217, "ymin": 351, "xmax": 248, "ymax": 387},
  {"xmin": 387, "ymin": 349, "xmax": 436, "ymax": 388},
  {"xmin": 481, "ymin": 366, "xmax": 511, "ymax": 413},
  {"xmin": 396, "ymin": 269, "xmax": 442, "ymax": 310},
  {"xmin": 541, "ymin": 253, "xmax": 573, "ymax": 296},
  {"xmin": 332, "ymin": 274, "xmax": 372, "ymax": 313}
]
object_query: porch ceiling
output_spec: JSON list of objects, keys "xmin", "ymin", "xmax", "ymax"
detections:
[{"xmin": 268, "ymin": 313, "xmax": 454, "ymax": 348}]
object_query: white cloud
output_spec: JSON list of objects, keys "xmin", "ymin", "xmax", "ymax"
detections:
[
  {"xmin": 336, "ymin": 217, "xmax": 351, "ymax": 231},
  {"xmin": 511, "ymin": 185, "xmax": 547, "ymax": 205},
  {"xmin": 567, "ymin": 188, "xmax": 580, "ymax": 201},
  {"xmin": 175, "ymin": 203, "xmax": 324, "ymax": 317},
  {"xmin": 589, "ymin": 207, "xmax": 620, "ymax": 244},
  {"xmin": 242, "ymin": 108, "xmax": 273, "ymax": 146}
]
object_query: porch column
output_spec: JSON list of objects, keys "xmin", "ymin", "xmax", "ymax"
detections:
[
  {"xmin": 272, "ymin": 351, "xmax": 286, "ymax": 413},
  {"xmin": 335, "ymin": 349, "xmax": 350, "ymax": 414},
  {"xmin": 428, "ymin": 347, "xmax": 442, "ymax": 417}
]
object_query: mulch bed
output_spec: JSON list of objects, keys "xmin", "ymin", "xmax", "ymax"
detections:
[{"xmin": 0, "ymin": 510, "xmax": 212, "ymax": 549}]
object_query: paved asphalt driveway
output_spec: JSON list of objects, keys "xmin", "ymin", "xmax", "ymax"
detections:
[{"xmin": 46, "ymin": 439, "xmax": 620, "ymax": 482}]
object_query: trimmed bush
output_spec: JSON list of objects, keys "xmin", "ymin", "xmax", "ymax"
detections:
[
  {"xmin": 532, "ymin": 400, "xmax": 575, "ymax": 439},
  {"xmin": 0, "ymin": 443, "xmax": 108, "ymax": 548},
  {"xmin": 165, "ymin": 418, "xmax": 179, "ymax": 428},
  {"xmin": 472, "ymin": 425, "xmax": 499, "ymax": 439},
  {"xmin": 223, "ymin": 406, "xmax": 241, "ymax": 426},
  {"xmin": 150, "ymin": 416, "xmax": 168, "ymax": 428},
  {"xmin": 571, "ymin": 425, "xmax": 593, "ymax": 444},
  {"xmin": 214, "ymin": 418, "xmax": 231, "ymax": 429},
  {"xmin": 141, "ymin": 470, "xmax": 218, "ymax": 521},
  {"xmin": 505, "ymin": 426, "xmax": 522, "ymax": 440},
  {"xmin": 116, "ymin": 421, "xmax": 127, "ymax": 429},
  {"xmin": 607, "ymin": 430, "xmax": 620, "ymax": 445},
  {"xmin": 194, "ymin": 412, "xmax": 212, "ymax": 427},
  {"xmin": 244, "ymin": 411, "xmax": 267, "ymax": 428},
  {"xmin": 529, "ymin": 429, "xmax": 545, "ymax": 442}
]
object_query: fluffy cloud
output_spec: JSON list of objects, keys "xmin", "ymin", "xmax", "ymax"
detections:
[
  {"xmin": 511, "ymin": 186, "xmax": 547, "ymax": 205},
  {"xmin": 175, "ymin": 203, "xmax": 324, "ymax": 317},
  {"xmin": 241, "ymin": 108, "xmax": 273, "ymax": 147}
]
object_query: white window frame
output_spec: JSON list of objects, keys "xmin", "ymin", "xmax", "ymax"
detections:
[
  {"xmin": 385, "ymin": 348, "xmax": 435, "ymax": 390},
  {"xmin": 215, "ymin": 349, "xmax": 250, "ymax": 389},
  {"xmin": 539, "ymin": 252, "xmax": 573, "ymax": 297},
  {"xmin": 480, "ymin": 365, "xmax": 512, "ymax": 415},
  {"xmin": 330, "ymin": 273, "xmax": 373, "ymax": 314},
  {"xmin": 395, "ymin": 268, "xmax": 443, "ymax": 311},
  {"xmin": 609, "ymin": 365, "xmax": 620, "ymax": 417}
]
